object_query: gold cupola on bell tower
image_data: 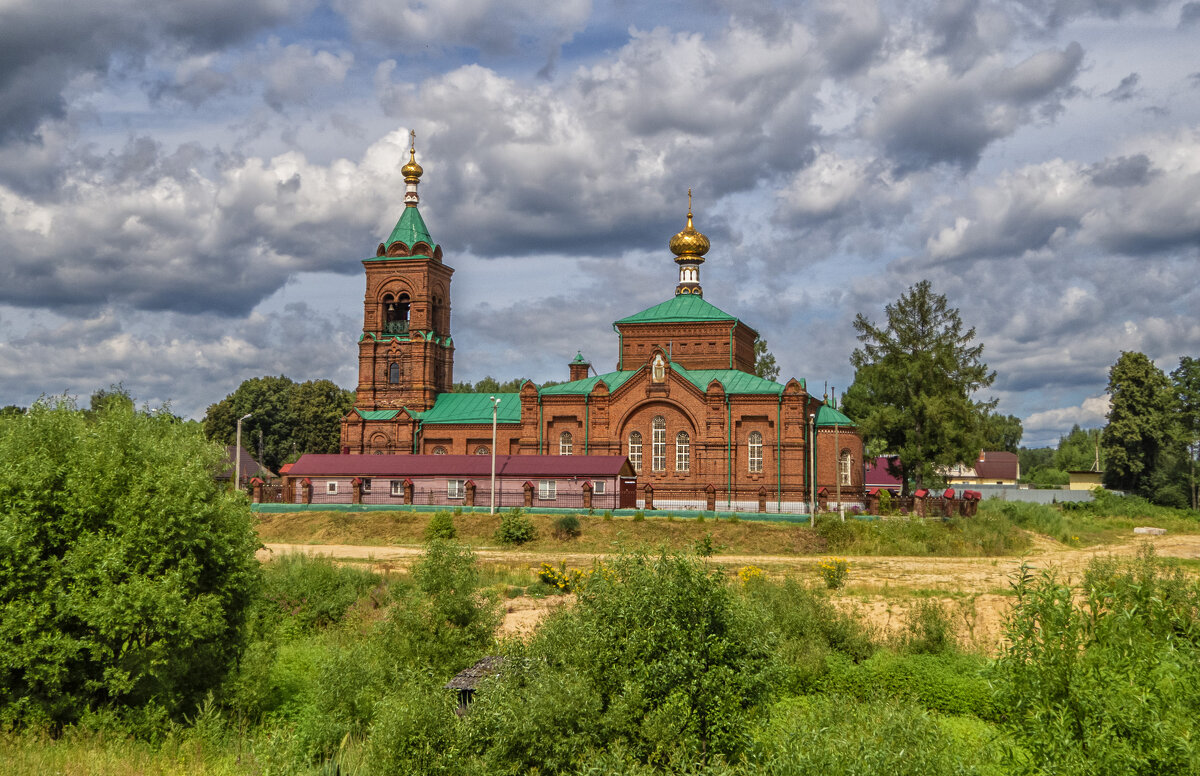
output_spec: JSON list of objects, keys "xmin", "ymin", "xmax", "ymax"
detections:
[{"xmin": 670, "ymin": 189, "xmax": 710, "ymax": 297}]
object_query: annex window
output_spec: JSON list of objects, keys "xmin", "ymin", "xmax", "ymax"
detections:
[
  {"xmin": 361, "ymin": 478, "xmax": 372, "ymax": 493},
  {"xmin": 628, "ymin": 431, "xmax": 643, "ymax": 473},
  {"xmin": 326, "ymin": 481, "xmax": 339, "ymax": 495},
  {"xmin": 559, "ymin": 431, "xmax": 573, "ymax": 456},
  {"xmin": 839, "ymin": 450, "xmax": 853, "ymax": 486},
  {"xmin": 432, "ymin": 446, "xmax": 447, "ymax": 455},
  {"xmin": 389, "ymin": 362, "xmax": 400, "ymax": 384},
  {"xmin": 748, "ymin": 431, "xmax": 763, "ymax": 473},
  {"xmin": 447, "ymin": 479, "xmax": 465, "ymax": 499},
  {"xmin": 675, "ymin": 431, "xmax": 690, "ymax": 472},
  {"xmin": 652, "ymin": 416, "xmax": 666, "ymax": 471},
  {"xmin": 390, "ymin": 480, "xmax": 404, "ymax": 496},
  {"xmin": 539, "ymin": 479, "xmax": 557, "ymax": 500},
  {"xmin": 475, "ymin": 445, "xmax": 489, "ymax": 455},
  {"xmin": 593, "ymin": 480, "xmax": 606, "ymax": 495}
]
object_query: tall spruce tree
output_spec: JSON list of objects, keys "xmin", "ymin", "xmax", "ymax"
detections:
[
  {"xmin": 1101, "ymin": 352, "xmax": 1176, "ymax": 498},
  {"xmin": 1171, "ymin": 356, "xmax": 1200, "ymax": 510},
  {"xmin": 842, "ymin": 280, "xmax": 996, "ymax": 494}
]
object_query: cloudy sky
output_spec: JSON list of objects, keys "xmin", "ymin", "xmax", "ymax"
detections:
[{"xmin": 0, "ymin": 0, "xmax": 1197, "ymax": 446}]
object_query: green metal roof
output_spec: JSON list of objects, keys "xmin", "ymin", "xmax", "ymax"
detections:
[
  {"xmin": 354, "ymin": 409, "xmax": 400, "ymax": 421},
  {"xmin": 360, "ymin": 332, "xmax": 410, "ymax": 342},
  {"xmin": 539, "ymin": 371, "xmax": 636, "ymax": 396},
  {"xmin": 615, "ymin": 295, "xmax": 738, "ymax": 325},
  {"xmin": 417, "ymin": 393, "xmax": 521, "ymax": 425},
  {"xmin": 571, "ymin": 351, "xmax": 588, "ymax": 364},
  {"xmin": 671, "ymin": 364, "xmax": 784, "ymax": 395},
  {"xmin": 382, "ymin": 207, "xmax": 438, "ymax": 253},
  {"xmin": 816, "ymin": 403, "xmax": 855, "ymax": 427}
]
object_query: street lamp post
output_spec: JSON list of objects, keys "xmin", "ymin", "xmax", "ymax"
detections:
[
  {"xmin": 809, "ymin": 412, "xmax": 817, "ymax": 526},
  {"xmin": 235, "ymin": 412, "xmax": 252, "ymax": 491},
  {"xmin": 489, "ymin": 396, "xmax": 500, "ymax": 515}
]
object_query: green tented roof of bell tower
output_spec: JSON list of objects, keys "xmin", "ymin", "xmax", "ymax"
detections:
[{"xmin": 385, "ymin": 206, "xmax": 438, "ymax": 252}]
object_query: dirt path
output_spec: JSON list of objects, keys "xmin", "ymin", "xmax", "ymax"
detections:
[{"xmin": 260, "ymin": 533, "xmax": 1200, "ymax": 647}]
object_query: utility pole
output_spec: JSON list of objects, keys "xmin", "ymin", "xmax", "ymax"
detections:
[
  {"xmin": 235, "ymin": 413, "xmax": 252, "ymax": 491},
  {"xmin": 489, "ymin": 396, "xmax": 500, "ymax": 515}
]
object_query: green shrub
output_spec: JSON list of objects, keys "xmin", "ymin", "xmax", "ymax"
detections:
[
  {"xmin": 364, "ymin": 675, "xmax": 464, "ymax": 776},
  {"xmin": 819, "ymin": 650, "xmax": 999, "ymax": 720},
  {"xmin": 817, "ymin": 557, "xmax": 849, "ymax": 589},
  {"xmin": 551, "ymin": 514, "xmax": 582, "ymax": 540},
  {"xmin": 991, "ymin": 545, "xmax": 1200, "ymax": 774},
  {"xmin": 495, "ymin": 508, "xmax": 536, "ymax": 545},
  {"xmin": 817, "ymin": 516, "xmax": 854, "ymax": 550},
  {"xmin": 900, "ymin": 599, "xmax": 956, "ymax": 655},
  {"xmin": 632, "ymin": 510, "xmax": 645, "ymax": 522},
  {"xmin": 603, "ymin": 510, "xmax": 613, "ymax": 521},
  {"xmin": 425, "ymin": 510, "xmax": 457, "ymax": 541},
  {"xmin": 259, "ymin": 553, "xmax": 380, "ymax": 632},
  {"xmin": 0, "ymin": 398, "xmax": 260, "ymax": 730}
]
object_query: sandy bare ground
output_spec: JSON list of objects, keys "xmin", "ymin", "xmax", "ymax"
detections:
[{"xmin": 260, "ymin": 533, "xmax": 1200, "ymax": 648}]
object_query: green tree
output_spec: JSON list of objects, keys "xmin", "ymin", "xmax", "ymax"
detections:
[
  {"xmin": 980, "ymin": 411, "xmax": 1023, "ymax": 452},
  {"xmin": 0, "ymin": 398, "xmax": 260, "ymax": 729},
  {"xmin": 1054, "ymin": 425, "xmax": 1103, "ymax": 473},
  {"xmin": 203, "ymin": 376, "xmax": 353, "ymax": 471},
  {"xmin": 0, "ymin": 405, "xmax": 25, "ymax": 420},
  {"xmin": 1172, "ymin": 356, "xmax": 1200, "ymax": 510},
  {"xmin": 87, "ymin": 383, "xmax": 135, "ymax": 418},
  {"xmin": 1101, "ymin": 352, "xmax": 1176, "ymax": 498},
  {"xmin": 754, "ymin": 337, "xmax": 780, "ymax": 381},
  {"xmin": 842, "ymin": 280, "xmax": 996, "ymax": 494}
]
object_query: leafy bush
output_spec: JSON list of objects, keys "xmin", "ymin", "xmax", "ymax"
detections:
[
  {"xmin": 537, "ymin": 561, "xmax": 582, "ymax": 593},
  {"xmin": 426, "ymin": 510, "xmax": 457, "ymax": 541},
  {"xmin": 816, "ymin": 516, "xmax": 854, "ymax": 550},
  {"xmin": 0, "ymin": 399, "xmax": 259, "ymax": 729},
  {"xmin": 819, "ymin": 651, "xmax": 999, "ymax": 720},
  {"xmin": 495, "ymin": 508, "xmax": 536, "ymax": 545},
  {"xmin": 817, "ymin": 557, "xmax": 849, "ymax": 589},
  {"xmin": 551, "ymin": 514, "xmax": 581, "ymax": 540},
  {"xmin": 364, "ymin": 676, "xmax": 464, "ymax": 776},
  {"xmin": 899, "ymin": 599, "xmax": 956, "ymax": 655},
  {"xmin": 632, "ymin": 509, "xmax": 645, "ymax": 522},
  {"xmin": 258, "ymin": 553, "xmax": 380, "ymax": 632},
  {"xmin": 602, "ymin": 510, "xmax": 613, "ymax": 521},
  {"xmin": 991, "ymin": 545, "xmax": 1200, "ymax": 774}
]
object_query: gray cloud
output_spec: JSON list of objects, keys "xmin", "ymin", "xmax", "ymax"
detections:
[{"xmin": 1102, "ymin": 72, "xmax": 1141, "ymax": 102}]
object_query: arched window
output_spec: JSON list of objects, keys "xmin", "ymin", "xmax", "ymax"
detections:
[
  {"xmin": 559, "ymin": 431, "xmax": 573, "ymax": 456},
  {"xmin": 383, "ymin": 293, "xmax": 410, "ymax": 334},
  {"xmin": 748, "ymin": 431, "xmax": 763, "ymax": 473},
  {"xmin": 839, "ymin": 450, "xmax": 853, "ymax": 486},
  {"xmin": 675, "ymin": 431, "xmax": 690, "ymax": 472},
  {"xmin": 628, "ymin": 431, "xmax": 643, "ymax": 473},
  {"xmin": 475, "ymin": 445, "xmax": 490, "ymax": 455},
  {"xmin": 388, "ymin": 362, "xmax": 400, "ymax": 384},
  {"xmin": 432, "ymin": 446, "xmax": 447, "ymax": 455},
  {"xmin": 652, "ymin": 416, "xmax": 666, "ymax": 471}
]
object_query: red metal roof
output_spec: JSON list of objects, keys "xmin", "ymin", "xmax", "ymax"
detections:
[
  {"xmin": 864, "ymin": 456, "xmax": 902, "ymax": 488},
  {"xmin": 974, "ymin": 451, "xmax": 1018, "ymax": 480},
  {"xmin": 286, "ymin": 454, "xmax": 635, "ymax": 479}
]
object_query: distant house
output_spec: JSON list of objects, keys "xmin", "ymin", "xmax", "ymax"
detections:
[
  {"xmin": 284, "ymin": 453, "xmax": 637, "ymax": 509},
  {"xmin": 1067, "ymin": 470, "xmax": 1104, "ymax": 491},
  {"xmin": 217, "ymin": 445, "xmax": 275, "ymax": 486},
  {"xmin": 865, "ymin": 456, "xmax": 903, "ymax": 492},
  {"xmin": 943, "ymin": 451, "xmax": 1019, "ymax": 486}
]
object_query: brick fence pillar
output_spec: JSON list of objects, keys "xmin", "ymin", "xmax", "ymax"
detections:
[
  {"xmin": 523, "ymin": 481, "xmax": 534, "ymax": 508},
  {"xmin": 403, "ymin": 479, "xmax": 413, "ymax": 505},
  {"xmin": 643, "ymin": 483, "xmax": 654, "ymax": 510},
  {"xmin": 757, "ymin": 485, "xmax": 767, "ymax": 513},
  {"xmin": 705, "ymin": 484, "xmax": 716, "ymax": 512},
  {"xmin": 351, "ymin": 478, "xmax": 362, "ymax": 505},
  {"xmin": 465, "ymin": 480, "xmax": 476, "ymax": 508},
  {"xmin": 301, "ymin": 478, "xmax": 312, "ymax": 505},
  {"xmin": 866, "ymin": 491, "xmax": 879, "ymax": 515},
  {"xmin": 250, "ymin": 478, "xmax": 263, "ymax": 503},
  {"xmin": 582, "ymin": 481, "xmax": 593, "ymax": 510}
]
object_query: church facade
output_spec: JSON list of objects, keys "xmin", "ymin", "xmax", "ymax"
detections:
[{"xmin": 340, "ymin": 140, "xmax": 864, "ymax": 511}]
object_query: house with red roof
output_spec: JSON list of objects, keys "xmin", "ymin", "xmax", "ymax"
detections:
[{"xmin": 943, "ymin": 451, "xmax": 1020, "ymax": 486}]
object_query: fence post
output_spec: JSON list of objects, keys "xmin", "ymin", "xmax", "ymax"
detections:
[
  {"xmin": 523, "ymin": 481, "xmax": 534, "ymax": 508},
  {"xmin": 705, "ymin": 484, "xmax": 716, "ymax": 512},
  {"xmin": 250, "ymin": 477, "xmax": 263, "ymax": 503},
  {"xmin": 757, "ymin": 485, "xmax": 767, "ymax": 513},
  {"xmin": 582, "ymin": 481, "xmax": 593, "ymax": 510},
  {"xmin": 866, "ymin": 489, "xmax": 879, "ymax": 515},
  {"xmin": 301, "ymin": 478, "xmax": 312, "ymax": 505},
  {"xmin": 403, "ymin": 479, "xmax": 413, "ymax": 505},
  {"xmin": 643, "ymin": 483, "xmax": 654, "ymax": 510},
  {"xmin": 351, "ymin": 477, "xmax": 362, "ymax": 505},
  {"xmin": 465, "ymin": 480, "xmax": 476, "ymax": 508}
]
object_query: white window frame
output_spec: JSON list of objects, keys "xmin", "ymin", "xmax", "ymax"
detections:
[
  {"xmin": 390, "ymin": 480, "xmax": 404, "ymax": 496},
  {"xmin": 447, "ymin": 479, "xmax": 465, "ymax": 499},
  {"xmin": 474, "ymin": 445, "xmax": 490, "ymax": 455},
  {"xmin": 432, "ymin": 446, "xmax": 447, "ymax": 455},
  {"xmin": 675, "ymin": 431, "xmax": 690, "ymax": 472},
  {"xmin": 652, "ymin": 416, "xmax": 666, "ymax": 472},
  {"xmin": 559, "ymin": 431, "xmax": 573, "ymax": 456},
  {"xmin": 748, "ymin": 431, "xmax": 763, "ymax": 473},
  {"xmin": 326, "ymin": 481, "xmax": 339, "ymax": 495},
  {"xmin": 539, "ymin": 479, "xmax": 557, "ymax": 500},
  {"xmin": 628, "ymin": 431, "xmax": 643, "ymax": 473},
  {"xmin": 361, "ymin": 478, "xmax": 372, "ymax": 493},
  {"xmin": 839, "ymin": 451, "xmax": 853, "ymax": 486},
  {"xmin": 593, "ymin": 480, "xmax": 606, "ymax": 495}
]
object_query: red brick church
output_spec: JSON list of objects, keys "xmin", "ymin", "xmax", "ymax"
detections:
[{"xmin": 340, "ymin": 138, "xmax": 863, "ymax": 511}]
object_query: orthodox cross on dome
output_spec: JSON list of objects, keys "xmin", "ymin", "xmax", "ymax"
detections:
[
  {"xmin": 402, "ymin": 129, "xmax": 424, "ymax": 208},
  {"xmin": 670, "ymin": 188, "xmax": 710, "ymax": 297}
]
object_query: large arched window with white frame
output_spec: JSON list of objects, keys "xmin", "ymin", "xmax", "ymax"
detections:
[
  {"xmin": 675, "ymin": 431, "xmax": 690, "ymax": 472},
  {"xmin": 559, "ymin": 431, "xmax": 573, "ymax": 456},
  {"xmin": 748, "ymin": 431, "xmax": 763, "ymax": 473},
  {"xmin": 628, "ymin": 431, "xmax": 643, "ymax": 472},
  {"xmin": 651, "ymin": 416, "xmax": 667, "ymax": 471},
  {"xmin": 839, "ymin": 449, "xmax": 853, "ymax": 486}
]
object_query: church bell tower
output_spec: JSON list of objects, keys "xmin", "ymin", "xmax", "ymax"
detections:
[{"xmin": 353, "ymin": 132, "xmax": 455, "ymax": 414}]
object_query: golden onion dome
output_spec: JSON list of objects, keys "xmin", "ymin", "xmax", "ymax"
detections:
[
  {"xmin": 669, "ymin": 189, "xmax": 710, "ymax": 258},
  {"xmin": 401, "ymin": 146, "xmax": 423, "ymax": 180}
]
